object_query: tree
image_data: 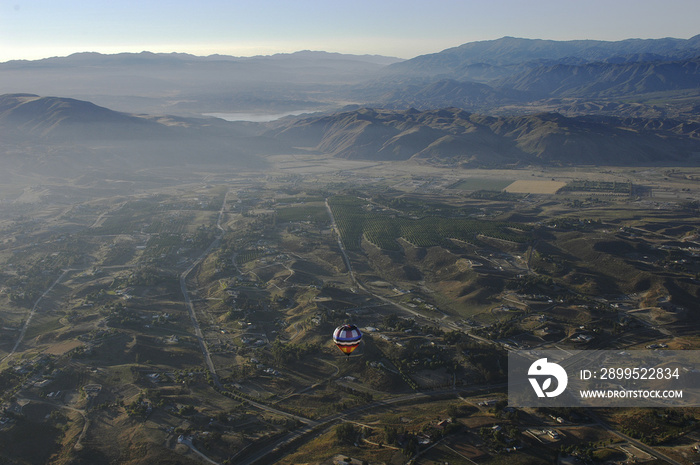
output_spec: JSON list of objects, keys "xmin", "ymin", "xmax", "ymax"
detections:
[
  {"xmin": 384, "ymin": 425, "xmax": 398, "ymax": 445},
  {"xmin": 336, "ymin": 423, "xmax": 358, "ymax": 444}
]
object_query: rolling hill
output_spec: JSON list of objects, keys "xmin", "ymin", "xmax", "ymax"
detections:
[
  {"xmin": 269, "ymin": 107, "xmax": 700, "ymax": 167},
  {"xmin": 0, "ymin": 93, "xmax": 164, "ymax": 139},
  {"xmin": 2, "ymin": 93, "xmax": 699, "ymax": 171},
  {"xmin": 0, "ymin": 93, "xmax": 278, "ymax": 172}
]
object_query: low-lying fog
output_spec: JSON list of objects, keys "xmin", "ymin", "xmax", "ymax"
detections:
[{"xmin": 203, "ymin": 110, "xmax": 313, "ymax": 122}]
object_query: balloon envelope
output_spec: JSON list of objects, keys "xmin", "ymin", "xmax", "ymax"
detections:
[{"xmin": 333, "ymin": 324, "xmax": 362, "ymax": 356}]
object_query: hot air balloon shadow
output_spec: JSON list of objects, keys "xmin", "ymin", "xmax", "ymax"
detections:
[{"xmin": 333, "ymin": 324, "xmax": 362, "ymax": 358}]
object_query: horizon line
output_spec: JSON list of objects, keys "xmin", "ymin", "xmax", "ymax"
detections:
[{"xmin": 2, "ymin": 33, "xmax": 697, "ymax": 65}]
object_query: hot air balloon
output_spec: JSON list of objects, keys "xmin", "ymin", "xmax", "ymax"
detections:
[{"xmin": 333, "ymin": 324, "xmax": 362, "ymax": 357}]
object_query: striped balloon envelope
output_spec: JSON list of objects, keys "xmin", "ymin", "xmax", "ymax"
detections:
[{"xmin": 333, "ymin": 324, "xmax": 362, "ymax": 357}]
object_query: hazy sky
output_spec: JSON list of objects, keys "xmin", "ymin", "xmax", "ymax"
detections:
[{"xmin": 1, "ymin": 0, "xmax": 698, "ymax": 62}]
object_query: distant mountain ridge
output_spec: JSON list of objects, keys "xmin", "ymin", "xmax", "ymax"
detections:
[
  {"xmin": 1, "ymin": 50, "xmax": 401, "ymax": 67},
  {"xmin": 0, "ymin": 50, "xmax": 403, "ymax": 116},
  {"xmin": 368, "ymin": 36, "xmax": 700, "ymax": 118},
  {"xmin": 2, "ymin": 36, "xmax": 700, "ymax": 171},
  {"xmin": 370, "ymin": 57, "xmax": 700, "ymax": 113},
  {"xmin": 1, "ymin": 36, "xmax": 698, "ymax": 118},
  {"xmin": 496, "ymin": 57, "xmax": 700, "ymax": 98},
  {"xmin": 383, "ymin": 35, "xmax": 700, "ymax": 80}
]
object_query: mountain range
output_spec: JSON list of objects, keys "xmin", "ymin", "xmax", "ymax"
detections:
[
  {"xmin": 267, "ymin": 107, "xmax": 700, "ymax": 167},
  {"xmin": 364, "ymin": 36, "xmax": 700, "ymax": 117},
  {"xmin": 1, "ymin": 36, "xmax": 698, "ymax": 118},
  {"xmin": 371, "ymin": 57, "xmax": 700, "ymax": 108},
  {"xmin": 1, "ymin": 36, "xmax": 699, "ymax": 172},
  {"xmin": 0, "ymin": 50, "xmax": 402, "ymax": 116},
  {"xmin": 380, "ymin": 35, "xmax": 700, "ymax": 81}
]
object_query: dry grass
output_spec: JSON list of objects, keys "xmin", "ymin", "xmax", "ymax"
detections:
[
  {"xmin": 45, "ymin": 340, "xmax": 84, "ymax": 355},
  {"xmin": 504, "ymin": 180, "xmax": 567, "ymax": 194}
]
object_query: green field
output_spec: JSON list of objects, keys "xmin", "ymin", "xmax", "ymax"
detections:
[
  {"xmin": 275, "ymin": 202, "xmax": 329, "ymax": 223},
  {"xmin": 329, "ymin": 195, "xmax": 530, "ymax": 251},
  {"xmin": 449, "ymin": 178, "xmax": 514, "ymax": 191}
]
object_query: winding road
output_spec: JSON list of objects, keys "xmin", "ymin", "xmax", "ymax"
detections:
[
  {"xmin": 178, "ymin": 195, "xmax": 680, "ymax": 465},
  {"xmin": 324, "ymin": 198, "xmax": 495, "ymax": 346}
]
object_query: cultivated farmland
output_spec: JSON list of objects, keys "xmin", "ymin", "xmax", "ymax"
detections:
[{"xmin": 504, "ymin": 180, "xmax": 567, "ymax": 194}]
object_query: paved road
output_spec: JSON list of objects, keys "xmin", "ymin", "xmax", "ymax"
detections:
[
  {"xmin": 176, "ymin": 195, "xmax": 683, "ymax": 465},
  {"xmin": 179, "ymin": 191, "xmax": 230, "ymax": 388},
  {"xmin": 586, "ymin": 410, "xmax": 683, "ymax": 465},
  {"xmin": 324, "ymin": 198, "xmax": 495, "ymax": 346},
  {"xmin": 177, "ymin": 191, "xmax": 318, "ymax": 464},
  {"xmin": 1, "ymin": 268, "xmax": 77, "ymax": 364},
  {"xmin": 180, "ymin": 255, "xmax": 221, "ymax": 388},
  {"xmin": 178, "ymin": 436, "xmax": 221, "ymax": 465},
  {"xmin": 234, "ymin": 384, "xmax": 508, "ymax": 465},
  {"xmin": 325, "ymin": 198, "xmax": 357, "ymax": 287}
]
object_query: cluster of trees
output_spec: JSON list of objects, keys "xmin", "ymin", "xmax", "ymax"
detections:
[
  {"xmin": 478, "ymin": 424, "xmax": 520, "ymax": 449},
  {"xmin": 124, "ymin": 394, "xmax": 152, "ymax": 418},
  {"xmin": 464, "ymin": 350, "xmax": 507, "ymax": 384},
  {"xmin": 505, "ymin": 274, "xmax": 555, "ymax": 294},
  {"xmin": 474, "ymin": 317, "xmax": 521, "ymax": 340},
  {"xmin": 618, "ymin": 409, "xmax": 697, "ymax": 445},
  {"xmin": 105, "ymin": 304, "xmax": 140, "ymax": 327},
  {"xmin": 0, "ymin": 368, "xmax": 24, "ymax": 405},
  {"xmin": 381, "ymin": 421, "xmax": 462, "ymax": 457},
  {"xmin": 380, "ymin": 313, "xmax": 415, "ymax": 331},
  {"xmin": 562, "ymin": 180, "xmax": 632, "ymax": 194},
  {"xmin": 6, "ymin": 265, "xmax": 59, "ymax": 307},
  {"xmin": 469, "ymin": 190, "xmax": 520, "ymax": 200},
  {"xmin": 370, "ymin": 193, "xmax": 471, "ymax": 217},
  {"xmin": 560, "ymin": 441, "xmax": 623, "ymax": 462},
  {"xmin": 335, "ymin": 422, "xmax": 359, "ymax": 444},
  {"xmin": 270, "ymin": 341, "xmax": 320, "ymax": 366},
  {"xmin": 127, "ymin": 265, "xmax": 174, "ymax": 286},
  {"xmin": 543, "ymin": 217, "xmax": 602, "ymax": 231},
  {"xmin": 335, "ymin": 384, "xmax": 373, "ymax": 403}
]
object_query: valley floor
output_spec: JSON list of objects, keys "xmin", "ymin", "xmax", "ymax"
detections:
[{"xmin": 0, "ymin": 158, "xmax": 699, "ymax": 464}]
